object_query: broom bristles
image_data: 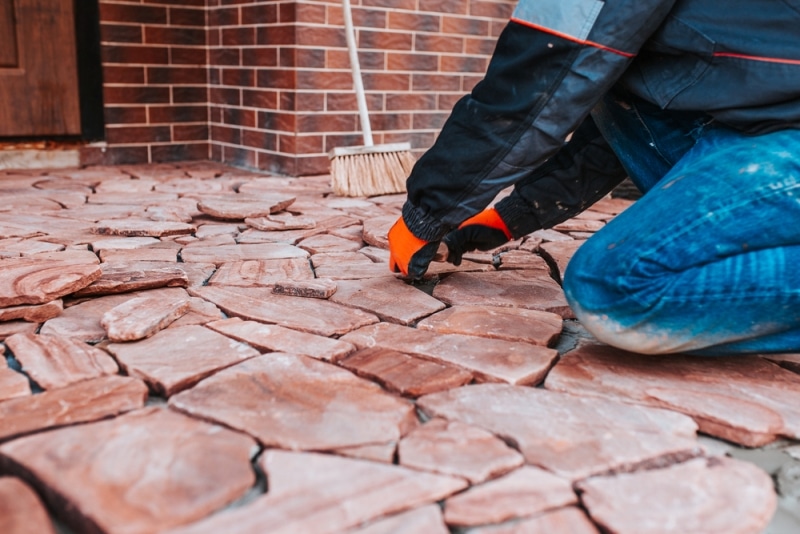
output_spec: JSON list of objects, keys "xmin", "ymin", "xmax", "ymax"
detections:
[{"xmin": 329, "ymin": 144, "xmax": 416, "ymax": 197}]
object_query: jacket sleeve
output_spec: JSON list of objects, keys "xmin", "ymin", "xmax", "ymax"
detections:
[{"xmin": 402, "ymin": 0, "xmax": 677, "ymax": 242}]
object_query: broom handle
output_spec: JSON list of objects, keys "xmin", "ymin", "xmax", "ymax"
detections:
[{"xmin": 342, "ymin": 0, "xmax": 374, "ymax": 147}]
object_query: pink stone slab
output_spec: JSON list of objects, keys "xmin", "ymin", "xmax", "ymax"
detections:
[
  {"xmin": 5, "ymin": 333, "xmax": 118, "ymax": 390},
  {"xmin": 101, "ymin": 295, "xmax": 191, "ymax": 341},
  {"xmin": 73, "ymin": 263, "xmax": 189, "ymax": 297},
  {"xmin": 398, "ymin": 419, "xmax": 524, "ymax": 483},
  {"xmin": 94, "ymin": 218, "xmax": 196, "ymax": 237},
  {"xmin": 190, "ymin": 285, "xmax": 379, "ymax": 337},
  {"xmin": 245, "ymin": 214, "xmax": 316, "ymax": 231},
  {"xmin": 170, "ymin": 353, "xmax": 418, "ymax": 450},
  {"xmin": 0, "ymin": 320, "xmax": 39, "ymax": 340},
  {"xmin": 298, "ymin": 233, "xmax": 363, "ymax": 254},
  {"xmin": 590, "ymin": 196, "xmax": 634, "ymax": 215},
  {"xmin": 98, "ymin": 244, "xmax": 180, "ymax": 263},
  {"xmin": 236, "ymin": 227, "xmax": 325, "ymax": 245},
  {"xmin": 180, "ymin": 243, "xmax": 308, "ymax": 265},
  {"xmin": 89, "ymin": 236, "xmax": 160, "ymax": 252},
  {"xmin": 272, "ymin": 278, "xmax": 337, "ymax": 298},
  {"xmin": 195, "ymin": 223, "xmax": 242, "ymax": 238},
  {"xmin": 545, "ymin": 344, "xmax": 800, "ymax": 447},
  {"xmin": 339, "ymin": 347, "xmax": 474, "ymax": 397},
  {"xmin": 206, "ymin": 259, "xmax": 314, "ymax": 287},
  {"xmin": 0, "ymin": 299, "xmax": 63, "ymax": 322},
  {"xmin": 417, "ymin": 305, "xmax": 563, "ymax": 347},
  {"xmin": 537, "ymin": 240, "xmax": 586, "ymax": 283},
  {"xmin": 0, "ymin": 375, "xmax": 147, "ymax": 443},
  {"xmin": 433, "ymin": 270, "xmax": 574, "ymax": 319},
  {"xmin": 346, "ymin": 505, "xmax": 449, "ymax": 534},
  {"xmin": 329, "ymin": 224, "xmax": 365, "ymax": 243},
  {"xmin": 169, "ymin": 297, "xmax": 225, "ymax": 328},
  {"xmin": 578, "ymin": 457, "xmax": 776, "ymax": 534},
  {"xmin": 105, "ymin": 324, "xmax": 260, "ymax": 396},
  {"xmin": 334, "ymin": 441, "xmax": 397, "ymax": 464},
  {"xmin": 168, "ymin": 450, "xmax": 467, "ymax": 534},
  {"xmin": 330, "ymin": 277, "xmax": 445, "ymax": 325},
  {"xmin": 0, "ymin": 407, "xmax": 257, "ymax": 534},
  {"xmin": 444, "ymin": 466, "xmax": 576, "ymax": 527},
  {"xmin": 311, "ymin": 251, "xmax": 375, "ymax": 267},
  {"xmin": 529, "ymin": 228, "xmax": 574, "ymax": 243},
  {"xmin": 552, "ymin": 219, "xmax": 605, "ymax": 233},
  {"xmin": 341, "ymin": 322, "xmax": 558, "ymax": 386},
  {"xmin": 0, "ymin": 477, "xmax": 56, "ymax": 534},
  {"xmin": 315, "ymin": 262, "xmax": 399, "ymax": 280},
  {"xmin": 466, "ymin": 507, "xmax": 599, "ymax": 534},
  {"xmin": 763, "ymin": 353, "xmax": 800, "ymax": 375},
  {"xmin": 0, "ymin": 238, "xmax": 65, "ymax": 257},
  {"xmin": 0, "ymin": 366, "xmax": 31, "ymax": 401},
  {"xmin": 207, "ymin": 317, "xmax": 355, "ymax": 362},
  {"xmin": 197, "ymin": 194, "xmax": 295, "ymax": 219},
  {"xmin": 0, "ymin": 257, "xmax": 102, "ymax": 306},
  {"xmin": 362, "ymin": 215, "xmax": 395, "ymax": 249},
  {"xmin": 104, "ymin": 260, "xmax": 216, "ymax": 288},
  {"xmin": 496, "ymin": 250, "xmax": 552, "ymax": 271},
  {"xmin": 417, "ymin": 383, "xmax": 701, "ymax": 481},
  {"xmin": 89, "ymin": 191, "xmax": 178, "ymax": 205}
]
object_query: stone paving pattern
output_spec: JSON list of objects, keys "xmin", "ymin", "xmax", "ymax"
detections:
[{"xmin": 0, "ymin": 162, "xmax": 797, "ymax": 533}]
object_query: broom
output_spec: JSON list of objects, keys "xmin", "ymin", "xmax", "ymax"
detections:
[{"xmin": 329, "ymin": 0, "xmax": 416, "ymax": 197}]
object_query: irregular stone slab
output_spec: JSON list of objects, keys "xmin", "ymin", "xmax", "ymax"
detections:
[
  {"xmin": 207, "ymin": 258, "xmax": 314, "ymax": 287},
  {"xmin": 99, "ymin": 244, "xmax": 180, "ymax": 263},
  {"xmin": 0, "ymin": 299, "xmax": 63, "ymax": 322},
  {"xmin": 417, "ymin": 305, "xmax": 563, "ymax": 347},
  {"xmin": 433, "ymin": 270, "xmax": 573, "ymax": 319},
  {"xmin": 0, "ymin": 238, "xmax": 65, "ymax": 257},
  {"xmin": 170, "ymin": 353, "xmax": 418, "ymax": 450},
  {"xmin": 0, "ymin": 320, "xmax": 39, "ymax": 340},
  {"xmin": 197, "ymin": 194, "xmax": 295, "ymax": 219},
  {"xmin": 329, "ymin": 224, "xmax": 364, "ymax": 243},
  {"xmin": 0, "ymin": 375, "xmax": 147, "ymax": 443},
  {"xmin": 298, "ymin": 234, "xmax": 363, "ymax": 254},
  {"xmin": 398, "ymin": 419, "xmax": 524, "ymax": 483},
  {"xmin": 180, "ymin": 243, "xmax": 308, "ymax": 265},
  {"xmin": 89, "ymin": 236, "xmax": 160, "ymax": 252},
  {"xmin": 0, "ymin": 257, "xmax": 102, "ymax": 306},
  {"xmin": 101, "ymin": 295, "xmax": 191, "ymax": 341},
  {"xmin": 0, "ymin": 477, "xmax": 56, "ymax": 534},
  {"xmin": 106, "ymin": 324, "xmax": 260, "ymax": 396},
  {"xmin": 108, "ymin": 260, "xmax": 216, "ymax": 288},
  {"xmin": 237, "ymin": 227, "xmax": 325, "ymax": 245},
  {"xmin": 315, "ymin": 262, "xmax": 399, "ymax": 280},
  {"xmin": 88, "ymin": 191, "xmax": 179, "ymax": 205},
  {"xmin": 245, "ymin": 213, "xmax": 316, "ymax": 230},
  {"xmin": 529, "ymin": 228, "xmax": 574, "ymax": 243},
  {"xmin": 272, "ymin": 278, "xmax": 337, "ymax": 298},
  {"xmin": 362, "ymin": 215, "xmax": 395, "ymax": 249},
  {"xmin": 170, "ymin": 298, "xmax": 225, "ymax": 328},
  {"xmin": 578, "ymin": 457, "xmax": 776, "ymax": 534},
  {"xmin": 5, "ymin": 333, "xmax": 118, "ymax": 390},
  {"xmin": 763, "ymin": 353, "xmax": 800, "ymax": 375},
  {"xmin": 347, "ymin": 505, "xmax": 449, "ymax": 534},
  {"xmin": 330, "ymin": 278, "xmax": 445, "ymax": 325},
  {"xmin": 496, "ymin": 250, "xmax": 552, "ymax": 271},
  {"xmin": 0, "ymin": 366, "xmax": 31, "ymax": 401},
  {"xmin": 334, "ymin": 441, "xmax": 397, "ymax": 464},
  {"xmin": 191, "ymin": 286, "xmax": 379, "ymax": 337},
  {"xmin": 195, "ymin": 223, "xmax": 241, "ymax": 238},
  {"xmin": 94, "ymin": 218, "xmax": 195, "ymax": 237},
  {"xmin": 552, "ymin": 218, "xmax": 604, "ymax": 233},
  {"xmin": 207, "ymin": 317, "xmax": 355, "ymax": 362},
  {"xmin": 340, "ymin": 347, "xmax": 473, "ymax": 397},
  {"xmin": 465, "ymin": 507, "xmax": 599, "ymax": 534},
  {"xmin": 545, "ymin": 344, "xmax": 800, "ymax": 447},
  {"xmin": 417, "ymin": 383, "xmax": 701, "ymax": 481},
  {"xmin": 169, "ymin": 450, "xmax": 467, "ymax": 534},
  {"xmin": 538, "ymin": 240, "xmax": 585, "ymax": 283},
  {"xmin": 341, "ymin": 323, "xmax": 558, "ymax": 386},
  {"xmin": 73, "ymin": 263, "xmax": 189, "ymax": 297},
  {"xmin": 0, "ymin": 407, "xmax": 257, "ymax": 534},
  {"xmin": 444, "ymin": 466, "xmax": 576, "ymax": 527},
  {"xmin": 590, "ymin": 196, "xmax": 633, "ymax": 215}
]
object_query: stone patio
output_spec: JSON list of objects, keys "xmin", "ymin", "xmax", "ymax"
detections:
[{"xmin": 0, "ymin": 161, "xmax": 798, "ymax": 534}]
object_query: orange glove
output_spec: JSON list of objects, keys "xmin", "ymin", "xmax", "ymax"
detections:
[
  {"xmin": 443, "ymin": 208, "xmax": 512, "ymax": 265},
  {"xmin": 388, "ymin": 217, "xmax": 441, "ymax": 279}
]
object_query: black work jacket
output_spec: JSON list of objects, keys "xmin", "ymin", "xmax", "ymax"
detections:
[{"xmin": 403, "ymin": 0, "xmax": 800, "ymax": 241}]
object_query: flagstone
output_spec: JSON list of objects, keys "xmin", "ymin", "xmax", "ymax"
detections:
[
  {"xmin": 433, "ymin": 270, "xmax": 573, "ymax": 319},
  {"xmin": 98, "ymin": 243, "xmax": 180, "ymax": 263},
  {"xmin": 0, "ymin": 256, "xmax": 102, "ymax": 307},
  {"xmin": 101, "ymin": 295, "xmax": 191, "ymax": 342},
  {"xmin": 417, "ymin": 383, "xmax": 701, "ymax": 481},
  {"xmin": 298, "ymin": 233, "xmax": 363, "ymax": 254},
  {"xmin": 590, "ymin": 196, "xmax": 634, "ymax": 215},
  {"xmin": 182, "ymin": 234, "xmax": 237, "ymax": 247},
  {"xmin": 444, "ymin": 466, "xmax": 576, "ymax": 527},
  {"xmin": 341, "ymin": 323, "xmax": 558, "ymax": 386},
  {"xmin": 763, "ymin": 353, "xmax": 800, "ymax": 375},
  {"xmin": 245, "ymin": 213, "xmax": 316, "ymax": 231},
  {"xmin": 236, "ymin": 227, "xmax": 325, "ymax": 245},
  {"xmin": 356, "ymin": 246, "xmax": 390, "ymax": 263},
  {"xmin": 169, "ymin": 353, "xmax": 418, "ymax": 450},
  {"xmin": 0, "ymin": 299, "xmax": 63, "ymax": 322},
  {"xmin": 330, "ymin": 277, "xmax": 445, "ymax": 325},
  {"xmin": 334, "ymin": 441, "xmax": 398, "ymax": 464},
  {"xmin": 99, "ymin": 260, "xmax": 215, "ymax": 288},
  {"xmin": 155, "ymin": 177, "xmax": 232, "ymax": 194},
  {"xmin": 0, "ymin": 366, "xmax": 31, "ymax": 401},
  {"xmin": 529, "ymin": 228, "xmax": 574, "ymax": 243},
  {"xmin": 88, "ymin": 236, "xmax": 160, "ymax": 252},
  {"xmin": 339, "ymin": 347, "xmax": 474, "ymax": 397},
  {"xmin": 315, "ymin": 262, "xmax": 398, "ymax": 280},
  {"xmin": 0, "ymin": 477, "xmax": 56, "ymax": 534},
  {"xmin": 311, "ymin": 251, "xmax": 375, "ymax": 267},
  {"xmin": 465, "ymin": 507, "xmax": 599, "ymax": 534},
  {"xmin": 552, "ymin": 219, "xmax": 605, "ymax": 233},
  {"xmin": 362, "ymin": 215, "xmax": 395, "ymax": 249},
  {"xmin": 0, "ymin": 375, "xmax": 147, "ymax": 442},
  {"xmin": 74, "ymin": 263, "xmax": 188, "ymax": 297},
  {"xmin": 416, "ymin": 305, "xmax": 563, "ymax": 346},
  {"xmin": 0, "ymin": 320, "xmax": 39, "ymax": 340},
  {"xmin": 180, "ymin": 243, "xmax": 308, "ymax": 265},
  {"xmin": 398, "ymin": 419, "xmax": 524, "ymax": 483},
  {"xmin": 206, "ymin": 258, "xmax": 314, "ymax": 287},
  {"xmin": 496, "ymin": 250, "xmax": 552, "ymax": 271},
  {"xmin": 88, "ymin": 191, "xmax": 179, "ymax": 205},
  {"xmin": 197, "ymin": 194, "xmax": 295, "ymax": 220},
  {"xmin": 545, "ymin": 344, "xmax": 800, "ymax": 447},
  {"xmin": 168, "ymin": 450, "xmax": 467, "ymax": 534},
  {"xmin": 538, "ymin": 240, "xmax": 586, "ymax": 283},
  {"xmin": 106, "ymin": 324, "xmax": 260, "ymax": 396},
  {"xmin": 169, "ymin": 297, "xmax": 225, "ymax": 328},
  {"xmin": 0, "ymin": 238, "xmax": 65, "ymax": 257},
  {"xmin": 0, "ymin": 407, "xmax": 257, "ymax": 534},
  {"xmin": 93, "ymin": 178, "xmax": 158, "ymax": 194},
  {"xmin": 346, "ymin": 505, "xmax": 449, "ymax": 534},
  {"xmin": 272, "ymin": 278, "xmax": 337, "ymax": 298},
  {"xmin": 329, "ymin": 224, "xmax": 365, "ymax": 243},
  {"xmin": 195, "ymin": 223, "xmax": 242, "ymax": 238},
  {"xmin": 578, "ymin": 457, "xmax": 776, "ymax": 534},
  {"xmin": 190, "ymin": 285, "xmax": 379, "ymax": 337},
  {"xmin": 94, "ymin": 218, "xmax": 196, "ymax": 238},
  {"xmin": 6, "ymin": 333, "xmax": 118, "ymax": 390},
  {"xmin": 29, "ymin": 248, "xmax": 100, "ymax": 264}
]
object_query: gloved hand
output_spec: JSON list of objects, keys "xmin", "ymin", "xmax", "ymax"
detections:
[
  {"xmin": 443, "ymin": 208, "xmax": 512, "ymax": 266},
  {"xmin": 388, "ymin": 217, "xmax": 441, "ymax": 279}
]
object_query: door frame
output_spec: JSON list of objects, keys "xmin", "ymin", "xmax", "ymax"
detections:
[{"xmin": 74, "ymin": 0, "xmax": 105, "ymax": 141}]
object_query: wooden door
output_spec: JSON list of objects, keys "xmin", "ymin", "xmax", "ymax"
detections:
[{"xmin": 0, "ymin": 0, "xmax": 81, "ymax": 136}]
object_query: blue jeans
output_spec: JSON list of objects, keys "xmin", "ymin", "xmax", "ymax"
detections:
[{"xmin": 563, "ymin": 92, "xmax": 800, "ymax": 355}]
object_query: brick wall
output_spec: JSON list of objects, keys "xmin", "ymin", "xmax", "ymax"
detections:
[{"xmin": 86, "ymin": 0, "xmax": 516, "ymax": 176}]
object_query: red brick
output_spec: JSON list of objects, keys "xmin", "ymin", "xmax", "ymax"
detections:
[
  {"xmin": 210, "ymin": 87, "xmax": 241, "ymax": 105},
  {"xmin": 243, "ymin": 129, "xmax": 278, "ymax": 151},
  {"xmin": 295, "ymin": 27, "xmax": 344, "ymax": 48},
  {"xmin": 81, "ymin": 145, "xmax": 150, "ymax": 166},
  {"xmin": 152, "ymin": 142, "xmax": 210, "ymax": 162},
  {"xmin": 351, "ymin": 7, "xmax": 387, "ymax": 29},
  {"xmin": 145, "ymin": 26, "xmax": 206, "ymax": 46},
  {"xmin": 387, "ymin": 93, "xmax": 436, "ymax": 111},
  {"xmin": 173, "ymin": 86, "xmax": 208, "ymax": 103},
  {"xmin": 443, "ymin": 16, "xmax": 490, "ymax": 36},
  {"xmin": 413, "ymin": 112, "xmax": 449, "ymax": 130},
  {"xmin": 297, "ymin": 113, "xmax": 356, "ymax": 133},
  {"xmin": 210, "ymin": 143, "xmax": 223, "ymax": 161},
  {"xmin": 362, "ymin": 0, "xmax": 416, "ymax": 10},
  {"xmin": 222, "ymin": 68, "xmax": 256, "ymax": 87},
  {"xmin": 388, "ymin": 52, "xmax": 438, "ymax": 72},
  {"xmin": 171, "ymin": 47, "xmax": 207, "ymax": 65},
  {"xmin": 281, "ymin": 48, "xmax": 325, "ymax": 69},
  {"xmin": 324, "ymin": 132, "xmax": 365, "ymax": 152},
  {"xmin": 295, "ymin": 92, "xmax": 325, "ymax": 112},
  {"xmin": 256, "ymin": 69, "xmax": 296, "ymax": 90},
  {"xmin": 257, "ymin": 25, "xmax": 295, "ymax": 46},
  {"xmin": 241, "ymin": 5, "xmax": 277, "ymax": 25},
  {"xmin": 209, "ymin": 6, "xmax": 240, "ymax": 26},
  {"xmin": 104, "ymin": 106, "xmax": 147, "ymax": 125},
  {"xmin": 388, "ymin": 12, "xmax": 441, "ymax": 33},
  {"xmin": 362, "ymin": 72, "xmax": 410, "ymax": 91},
  {"xmin": 359, "ymin": 30, "xmax": 412, "ymax": 51},
  {"xmin": 104, "ymin": 86, "xmax": 171, "ymax": 105},
  {"xmin": 221, "ymin": 145, "xmax": 257, "ymax": 168},
  {"xmin": 326, "ymin": 49, "xmax": 351, "ymax": 69},
  {"xmin": 412, "ymin": 73, "xmax": 461, "ymax": 92},
  {"xmin": 222, "ymin": 27, "xmax": 256, "ymax": 46},
  {"xmin": 296, "ymin": 70, "xmax": 353, "ymax": 91},
  {"xmin": 259, "ymin": 111, "xmax": 296, "ymax": 132},
  {"xmin": 278, "ymin": 2, "xmax": 297, "ymax": 23},
  {"xmin": 223, "ymin": 107, "xmax": 256, "ymax": 128},
  {"xmin": 356, "ymin": 50, "xmax": 386, "ymax": 71},
  {"xmin": 462, "ymin": 74, "xmax": 483, "ymax": 92},
  {"xmin": 441, "ymin": 55, "xmax": 488, "ymax": 73},
  {"xmin": 144, "ymin": 0, "xmax": 205, "ymax": 6},
  {"xmin": 147, "ymin": 66, "xmax": 208, "ymax": 85},
  {"xmin": 372, "ymin": 112, "xmax": 412, "ymax": 131},
  {"xmin": 242, "ymin": 48, "xmax": 278, "ymax": 67},
  {"xmin": 100, "ymin": 3, "xmax": 167, "ymax": 25},
  {"xmin": 415, "ymin": 34, "xmax": 463, "ymax": 53},
  {"xmin": 106, "ymin": 125, "xmax": 172, "ymax": 144},
  {"xmin": 295, "ymin": 154, "xmax": 329, "ymax": 175},
  {"xmin": 103, "ymin": 65, "xmax": 145, "ymax": 84},
  {"xmin": 150, "ymin": 105, "xmax": 208, "ymax": 124},
  {"xmin": 212, "ymin": 124, "xmax": 242, "ymax": 145},
  {"xmin": 102, "ymin": 45, "xmax": 169, "ymax": 65},
  {"xmin": 438, "ymin": 93, "xmax": 463, "ymax": 110},
  {"xmin": 169, "ymin": 7, "xmax": 206, "ymax": 27},
  {"xmin": 491, "ymin": 20, "xmax": 508, "ymax": 37},
  {"xmin": 207, "ymin": 29, "xmax": 220, "ymax": 47},
  {"xmin": 242, "ymin": 89, "xmax": 278, "ymax": 109},
  {"xmin": 294, "ymin": 3, "xmax": 325, "ymax": 24},
  {"xmin": 100, "ymin": 23, "xmax": 143, "ymax": 44},
  {"xmin": 326, "ymin": 92, "xmax": 357, "ymax": 112},
  {"xmin": 419, "ymin": 0, "xmax": 469, "ymax": 14},
  {"xmin": 174, "ymin": 124, "xmax": 210, "ymax": 141},
  {"xmin": 279, "ymin": 133, "xmax": 323, "ymax": 154},
  {"xmin": 465, "ymin": 36, "xmax": 497, "ymax": 55},
  {"xmin": 470, "ymin": 0, "xmax": 515, "ymax": 19},
  {"xmin": 210, "ymin": 47, "xmax": 241, "ymax": 66}
]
